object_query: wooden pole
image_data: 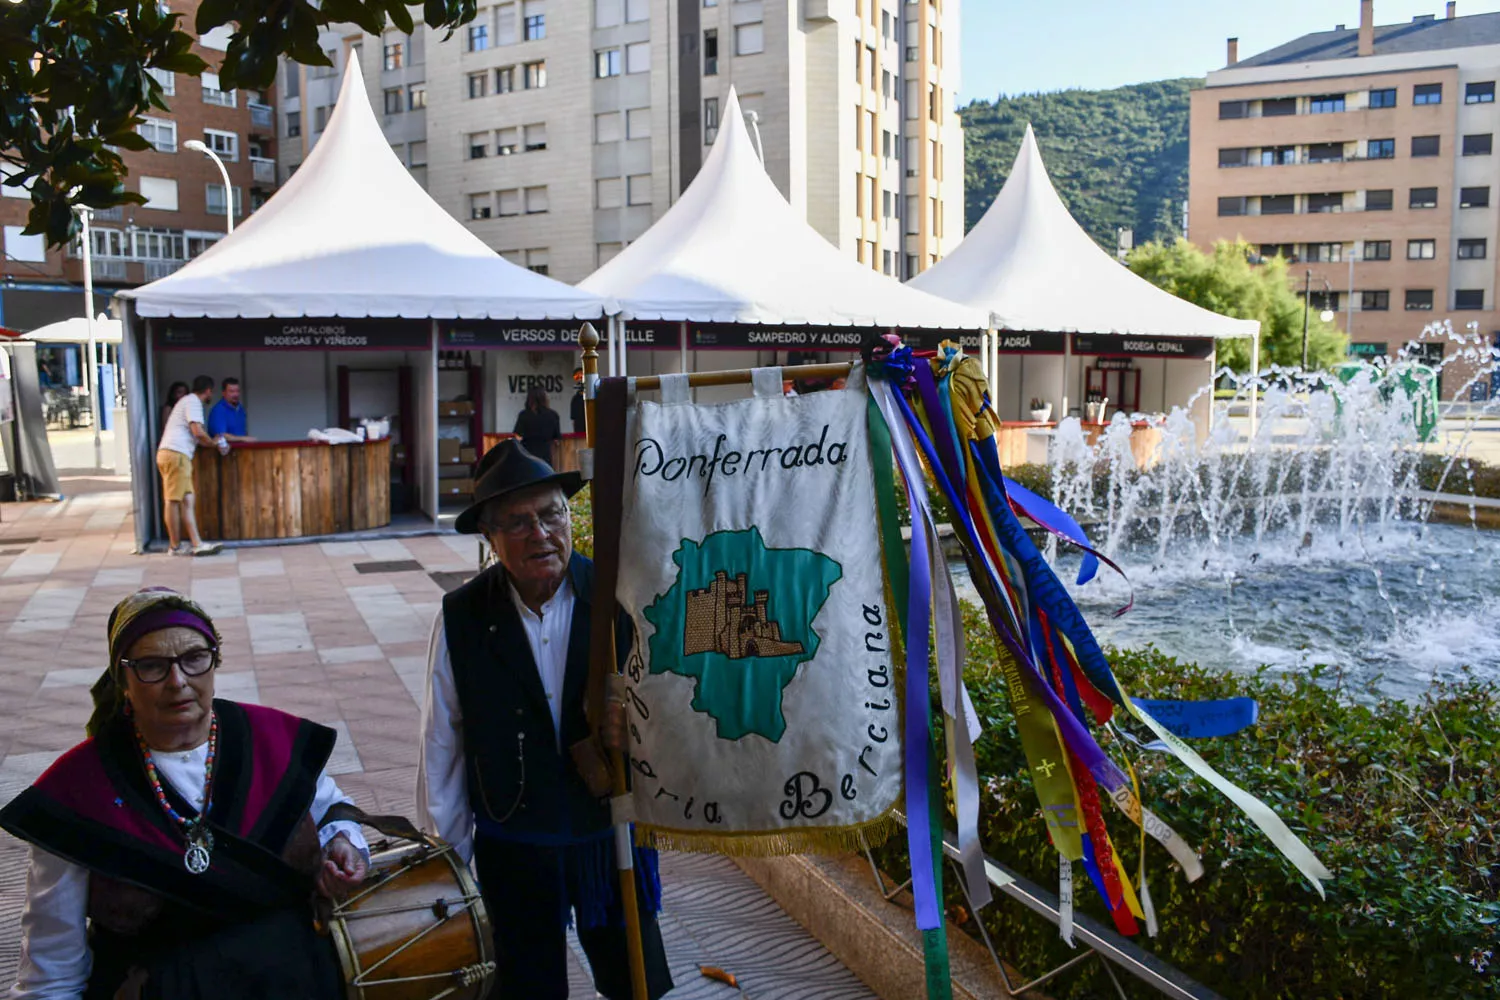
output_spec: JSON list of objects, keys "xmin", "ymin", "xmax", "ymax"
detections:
[
  {"xmin": 578, "ymin": 322, "xmax": 650, "ymax": 1000},
  {"xmin": 630, "ymin": 361, "xmax": 852, "ymax": 392}
]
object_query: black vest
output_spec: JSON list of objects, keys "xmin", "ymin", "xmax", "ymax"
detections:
[{"xmin": 443, "ymin": 554, "xmax": 629, "ymax": 843}]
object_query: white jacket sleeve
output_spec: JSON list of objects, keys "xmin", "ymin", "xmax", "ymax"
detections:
[
  {"xmin": 416, "ymin": 611, "xmax": 474, "ymax": 864},
  {"xmin": 311, "ymin": 771, "xmax": 370, "ymax": 862},
  {"xmin": 9, "ymin": 847, "xmax": 90, "ymax": 999}
]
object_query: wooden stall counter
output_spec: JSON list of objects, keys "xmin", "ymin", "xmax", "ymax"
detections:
[
  {"xmin": 192, "ymin": 438, "xmax": 391, "ymax": 541},
  {"xmin": 479, "ymin": 432, "xmax": 584, "ymax": 474}
]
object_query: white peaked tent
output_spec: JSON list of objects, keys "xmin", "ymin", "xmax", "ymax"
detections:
[
  {"xmin": 121, "ymin": 57, "xmax": 602, "ymax": 320},
  {"xmin": 23, "ymin": 315, "xmax": 122, "ymax": 344},
  {"xmin": 581, "ymin": 89, "xmax": 987, "ymax": 331},
  {"xmin": 911, "ymin": 125, "xmax": 1258, "ymax": 340}
]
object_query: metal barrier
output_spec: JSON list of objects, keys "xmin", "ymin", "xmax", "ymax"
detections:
[{"xmin": 863, "ymin": 816, "xmax": 1224, "ymax": 1000}]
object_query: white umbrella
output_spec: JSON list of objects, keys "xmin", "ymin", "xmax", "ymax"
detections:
[{"xmin": 22, "ymin": 315, "xmax": 123, "ymax": 345}]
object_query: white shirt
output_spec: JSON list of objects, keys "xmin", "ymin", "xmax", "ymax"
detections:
[
  {"xmin": 9, "ymin": 747, "xmax": 366, "ymax": 1000},
  {"xmin": 417, "ymin": 578, "xmax": 576, "ymax": 866},
  {"xmin": 158, "ymin": 393, "xmax": 205, "ymax": 457}
]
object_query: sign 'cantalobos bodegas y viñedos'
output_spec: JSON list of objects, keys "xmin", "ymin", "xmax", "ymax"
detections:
[{"xmin": 154, "ymin": 319, "xmax": 431, "ymax": 351}]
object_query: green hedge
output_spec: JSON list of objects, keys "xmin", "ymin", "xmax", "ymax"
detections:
[{"xmin": 875, "ymin": 602, "xmax": 1499, "ymax": 998}]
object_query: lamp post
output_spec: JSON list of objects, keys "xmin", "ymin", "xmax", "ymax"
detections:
[
  {"xmin": 78, "ymin": 207, "xmax": 102, "ymax": 470},
  {"xmin": 1300, "ymin": 269, "xmax": 1335, "ymax": 370},
  {"xmin": 184, "ymin": 139, "xmax": 234, "ymax": 234}
]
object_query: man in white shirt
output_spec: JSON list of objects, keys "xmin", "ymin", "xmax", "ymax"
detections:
[
  {"xmin": 156, "ymin": 374, "xmax": 222, "ymax": 556},
  {"xmin": 417, "ymin": 440, "xmax": 672, "ymax": 1000}
]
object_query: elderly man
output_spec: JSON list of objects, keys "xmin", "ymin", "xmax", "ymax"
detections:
[{"xmin": 417, "ymin": 441, "xmax": 672, "ymax": 1000}]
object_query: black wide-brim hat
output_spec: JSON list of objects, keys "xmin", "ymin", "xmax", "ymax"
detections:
[{"xmin": 455, "ymin": 439, "xmax": 584, "ymax": 535}]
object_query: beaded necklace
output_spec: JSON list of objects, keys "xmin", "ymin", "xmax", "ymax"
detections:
[{"xmin": 135, "ymin": 712, "xmax": 218, "ymax": 874}]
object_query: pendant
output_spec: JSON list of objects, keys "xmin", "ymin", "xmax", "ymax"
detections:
[{"xmin": 184, "ymin": 841, "xmax": 210, "ymax": 874}]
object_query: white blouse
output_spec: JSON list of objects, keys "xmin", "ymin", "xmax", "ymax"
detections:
[{"xmin": 9, "ymin": 743, "xmax": 367, "ymax": 1000}]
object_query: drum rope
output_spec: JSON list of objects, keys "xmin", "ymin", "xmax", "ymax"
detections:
[{"xmin": 349, "ymin": 898, "xmax": 480, "ymax": 983}]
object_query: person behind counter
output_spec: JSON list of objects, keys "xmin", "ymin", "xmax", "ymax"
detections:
[
  {"xmin": 206, "ymin": 377, "xmax": 256, "ymax": 443},
  {"xmin": 159, "ymin": 381, "xmax": 189, "ymax": 437},
  {"xmin": 570, "ymin": 367, "xmax": 585, "ymax": 435},
  {"xmin": 513, "ymin": 386, "xmax": 562, "ymax": 466},
  {"xmin": 157, "ymin": 375, "xmax": 222, "ymax": 557}
]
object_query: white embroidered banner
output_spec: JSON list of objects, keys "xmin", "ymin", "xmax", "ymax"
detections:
[{"xmin": 616, "ymin": 379, "xmax": 902, "ymax": 851}]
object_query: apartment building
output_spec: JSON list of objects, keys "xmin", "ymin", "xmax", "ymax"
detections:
[
  {"xmin": 1189, "ymin": 1, "xmax": 1500, "ymax": 397},
  {"xmin": 275, "ymin": 0, "xmax": 964, "ymax": 286},
  {"xmin": 0, "ymin": 2, "xmax": 278, "ymax": 332}
]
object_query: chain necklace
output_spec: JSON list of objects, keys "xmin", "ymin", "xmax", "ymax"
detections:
[{"xmin": 136, "ymin": 712, "xmax": 218, "ymax": 874}]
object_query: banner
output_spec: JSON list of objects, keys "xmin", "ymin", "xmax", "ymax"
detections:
[
  {"xmin": 153, "ymin": 318, "xmax": 430, "ymax": 351},
  {"xmin": 616, "ymin": 379, "xmax": 901, "ymax": 851}
]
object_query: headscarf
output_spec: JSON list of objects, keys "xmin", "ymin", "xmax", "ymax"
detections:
[{"xmin": 87, "ymin": 587, "xmax": 221, "ymax": 737}]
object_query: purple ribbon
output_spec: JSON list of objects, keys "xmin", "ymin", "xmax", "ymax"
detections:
[{"xmin": 900, "ymin": 451, "xmax": 943, "ymax": 932}]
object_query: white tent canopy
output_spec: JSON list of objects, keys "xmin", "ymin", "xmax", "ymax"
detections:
[
  {"xmin": 911, "ymin": 125, "xmax": 1259, "ymax": 340},
  {"xmin": 22, "ymin": 315, "xmax": 122, "ymax": 344},
  {"xmin": 581, "ymin": 90, "xmax": 987, "ymax": 331},
  {"xmin": 121, "ymin": 57, "xmax": 602, "ymax": 321}
]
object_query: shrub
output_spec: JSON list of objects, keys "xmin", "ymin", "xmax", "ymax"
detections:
[{"xmin": 874, "ymin": 602, "xmax": 1499, "ymax": 998}]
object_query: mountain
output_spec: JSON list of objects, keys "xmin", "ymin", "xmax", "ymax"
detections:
[{"xmin": 959, "ymin": 78, "xmax": 1201, "ymax": 252}]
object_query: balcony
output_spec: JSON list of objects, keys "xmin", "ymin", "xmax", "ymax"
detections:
[
  {"xmin": 143, "ymin": 260, "xmax": 184, "ymax": 281},
  {"xmin": 248, "ymin": 102, "xmax": 274, "ymax": 132},
  {"xmin": 250, "ymin": 156, "xmax": 276, "ymax": 186},
  {"xmin": 91, "ymin": 259, "xmax": 128, "ymax": 281}
]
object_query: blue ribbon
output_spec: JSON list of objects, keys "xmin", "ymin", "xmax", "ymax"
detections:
[
  {"xmin": 903, "ymin": 468, "xmax": 943, "ymax": 932},
  {"xmin": 1001, "ymin": 477, "xmax": 1101, "ymax": 586},
  {"xmin": 1130, "ymin": 698, "xmax": 1258, "ymax": 739}
]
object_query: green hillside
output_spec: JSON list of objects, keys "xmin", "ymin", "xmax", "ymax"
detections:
[{"xmin": 960, "ymin": 78, "xmax": 1201, "ymax": 251}]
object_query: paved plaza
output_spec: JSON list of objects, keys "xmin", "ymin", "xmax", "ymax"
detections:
[{"xmin": 0, "ymin": 482, "xmax": 875, "ymax": 999}]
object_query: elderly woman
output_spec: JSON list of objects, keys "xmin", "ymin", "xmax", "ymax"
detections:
[{"xmin": 0, "ymin": 588, "xmax": 369, "ymax": 999}]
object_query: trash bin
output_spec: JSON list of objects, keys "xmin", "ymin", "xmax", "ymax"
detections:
[{"xmin": 112, "ymin": 406, "xmax": 130, "ymax": 476}]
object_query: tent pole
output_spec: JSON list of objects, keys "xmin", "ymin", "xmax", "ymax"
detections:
[
  {"xmin": 1061, "ymin": 333, "xmax": 1071, "ymax": 422},
  {"xmin": 80, "ymin": 208, "xmax": 102, "ymax": 470},
  {"xmin": 1248, "ymin": 330, "xmax": 1260, "ymax": 443}
]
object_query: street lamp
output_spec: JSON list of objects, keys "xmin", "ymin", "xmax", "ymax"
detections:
[
  {"xmin": 1301, "ymin": 268, "xmax": 1335, "ymax": 370},
  {"xmin": 184, "ymin": 139, "xmax": 234, "ymax": 234},
  {"xmin": 76, "ymin": 206, "xmax": 102, "ymax": 470}
]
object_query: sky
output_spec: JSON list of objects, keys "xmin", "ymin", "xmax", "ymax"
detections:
[{"xmin": 960, "ymin": 0, "xmax": 1500, "ymax": 102}]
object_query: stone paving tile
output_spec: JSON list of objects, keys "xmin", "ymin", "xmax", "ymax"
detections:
[{"xmin": 0, "ymin": 553, "xmax": 60, "ymax": 579}]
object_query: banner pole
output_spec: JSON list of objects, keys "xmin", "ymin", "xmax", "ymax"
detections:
[{"xmin": 579, "ymin": 322, "xmax": 650, "ymax": 1000}]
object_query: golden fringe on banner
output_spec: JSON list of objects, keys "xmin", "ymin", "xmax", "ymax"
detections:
[{"xmin": 634, "ymin": 809, "xmax": 904, "ymax": 858}]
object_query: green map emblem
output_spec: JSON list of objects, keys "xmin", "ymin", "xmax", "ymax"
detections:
[{"xmin": 644, "ymin": 527, "xmax": 842, "ymax": 742}]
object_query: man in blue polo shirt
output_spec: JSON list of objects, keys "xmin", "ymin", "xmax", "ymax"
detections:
[{"xmin": 206, "ymin": 377, "xmax": 255, "ymax": 442}]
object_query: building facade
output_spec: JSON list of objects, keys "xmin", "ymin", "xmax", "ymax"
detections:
[
  {"xmin": 276, "ymin": 0, "xmax": 964, "ymax": 286},
  {"xmin": 1189, "ymin": 2, "xmax": 1500, "ymax": 397},
  {"xmin": 0, "ymin": 2, "xmax": 278, "ymax": 333}
]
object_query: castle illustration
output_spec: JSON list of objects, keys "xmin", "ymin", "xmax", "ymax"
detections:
[{"xmin": 683, "ymin": 570, "xmax": 806, "ymax": 660}]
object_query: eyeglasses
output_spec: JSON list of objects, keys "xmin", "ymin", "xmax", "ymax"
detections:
[
  {"xmin": 120, "ymin": 647, "xmax": 218, "ymax": 684},
  {"xmin": 488, "ymin": 504, "xmax": 569, "ymax": 538}
]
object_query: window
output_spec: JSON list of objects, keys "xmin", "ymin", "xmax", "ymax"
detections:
[
  {"xmin": 1463, "ymin": 134, "xmax": 1493, "ymax": 156},
  {"xmin": 1307, "ymin": 142, "xmax": 1344, "ymax": 163},
  {"xmin": 139, "ymin": 176, "xmax": 178, "ymax": 211},
  {"xmin": 314, "ymin": 105, "xmax": 330, "ymax": 132},
  {"xmin": 1309, "ymin": 93, "xmax": 1345, "ymax": 114},
  {"xmin": 409, "ymin": 141, "xmax": 427, "ymax": 166},
  {"xmin": 1410, "ymin": 187, "xmax": 1438, "ymax": 209},
  {"xmin": 283, "ymin": 65, "xmax": 299, "ymax": 98},
  {"xmin": 129, "ymin": 228, "xmax": 186, "ymax": 260},
  {"xmin": 408, "ymin": 84, "xmax": 427, "ymax": 109},
  {"xmin": 524, "ymin": 123, "xmax": 547, "ymax": 151},
  {"xmin": 1411, "ymin": 135, "xmax": 1440, "ymax": 157},
  {"xmin": 1261, "ymin": 97, "xmax": 1296, "ymax": 117},
  {"xmin": 1407, "ymin": 239, "xmax": 1436, "ymax": 260},
  {"xmin": 1218, "ymin": 147, "xmax": 1248, "ymax": 167},
  {"xmin": 1219, "ymin": 100, "xmax": 1248, "ymax": 119},
  {"xmin": 498, "ymin": 189, "xmax": 521, "ymax": 216},
  {"xmin": 147, "ymin": 66, "xmax": 175, "ymax": 96},
  {"xmin": 1309, "ymin": 242, "xmax": 1343, "ymax": 262},
  {"xmin": 1369, "ymin": 87, "xmax": 1397, "ymax": 108},
  {"xmin": 595, "ymin": 0, "xmax": 620, "ymax": 26},
  {"xmin": 1361, "ymin": 290, "xmax": 1390, "ymax": 311},
  {"xmin": 286, "ymin": 111, "xmax": 301, "ymax": 137},
  {"xmin": 596, "ymin": 178, "xmax": 623, "ymax": 209},
  {"xmin": 704, "ymin": 30, "xmax": 718, "ymax": 74},
  {"xmin": 137, "ymin": 117, "xmax": 177, "ymax": 153},
  {"xmin": 1364, "ymin": 240, "xmax": 1391, "ymax": 261},
  {"xmin": 469, "ymin": 132, "xmax": 489, "ymax": 159},
  {"xmin": 204, "ymin": 128, "xmax": 238, "ymax": 161},
  {"xmin": 469, "ymin": 24, "xmax": 489, "ymax": 50},
  {"xmin": 1458, "ymin": 239, "xmax": 1488, "ymax": 260},
  {"xmin": 384, "ymin": 88, "xmax": 404, "ymax": 114},
  {"xmin": 735, "ymin": 21, "xmax": 764, "ymax": 55},
  {"xmin": 905, "ymin": 78, "xmax": 919, "ymax": 119},
  {"xmin": 384, "ymin": 40, "xmax": 404, "ymax": 70},
  {"xmin": 496, "ymin": 3, "xmax": 518, "ymax": 44},
  {"xmin": 497, "ymin": 127, "xmax": 518, "ymax": 155},
  {"xmin": 597, "ymin": 242, "xmax": 622, "ymax": 266},
  {"xmin": 1218, "ymin": 196, "xmax": 1247, "ymax": 217},
  {"xmin": 625, "ymin": 0, "xmax": 648, "ymax": 21},
  {"xmin": 1455, "ymin": 290, "xmax": 1484, "ymax": 310},
  {"xmin": 523, "ymin": 61, "xmax": 546, "ymax": 88},
  {"xmin": 469, "ymin": 193, "xmax": 492, "ymax": 219},
  {"xmin": 496, "ymin": 66, "xmax": 515, "ymax": 93},
  {"xmin": 596, "ymin": 49, "xmax": 621, "ymax": 78},
  {"xmin": 524, "ymin": 186, "xmax": 548, "ymax": 214},
  {"xmin": 525, "ymin": 248, "xmax": 548, "ymax": 275},
  {"xmin": 1260, "ymin": 145, "xmax": 1295, "ymax": 166},
  {"xmin": 1405, "ymin": 290, "xmax": 1434, "ymax": 311},
  {"xmin": 1413, "ymin": 83, "xmax": 1442, "ymax": 105},
  {"xmin": 626, "ymin": 108, "xmax": 650, "ymax": 139},
  {"xmin": 205, "ymin": 183, "xmax": 241, "ymax": 218},
  {"xmin": 1261, "ymin": 194, "xmax": 1295, "ymax": 215},
  {"xmin": 1467, "ymin": 81, "xmax": 1496, "ymax": 104},
  {"xmin": 1308, "ymin": 290, "xmax": 1340, "ymax": 312},
  {"xmin": 1258, "ymin": 243, "xmax": 1296, "ymax": 262},
  {"xmin": 523, "ymin": 1, "xmax": 545, "ymax": 40},
  {"xmin": 200, "ymin": 71, "xmax": 236, "ymax": 107},
  {"xmin": 595, "ymin": 112, "xmax": 621, "ymax": 143},
  {"xmin": 468, "ymin": 72, "xmax": 488, "ymax": 99},
  {"xmin": 905, "ymin": 254, "xmax": 918, "ymax": 278},
  {"xmin": 625, "ymin": 41, "xmax": 650, "ymax": 74},
  {"xmin": 704, "ymin": 97, "xmax": 719, "ymax": 143},
  {"xmin": 1367, "ymin": 138, "xmax": 1394, "ymax": 159},
  {"xmin": 1460, "ymin": 186, "xmax": 1491, "ymax": 208},
  {"xmin": 626, "ymin": 175, "xmax": 651, "ymax": 206},
  {"xmin": 905, "ymin": 195, "xmax": 918, "ymax": 233}
]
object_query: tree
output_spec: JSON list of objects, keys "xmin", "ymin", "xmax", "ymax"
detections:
[
  {"xmin": 1127, "ymin": 239, "xmax": 1347, "ymax": 371},
  {"xmin": 0, "ymin": 0, "xmax": 476, "ymax": 248}
]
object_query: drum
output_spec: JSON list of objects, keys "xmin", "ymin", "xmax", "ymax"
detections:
[{"xmin": 328, "ymin": 836, "xmax": 495, "ymax": 1000}]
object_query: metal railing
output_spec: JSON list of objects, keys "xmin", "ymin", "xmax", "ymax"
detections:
[
  {"xmin": 250, "ymin": 156, "xmax": 276, "ymax": 185},
  {"xmin": 864, "ymin": 814, "xmax": 1224, "ymax": 1000},
  {"xmin": 143, "ymin": 260, "xmax": 184, "ymax": 280},
  {"xmin": 91, "ymin": 259, "xmax": 128, "ymax": 280}
]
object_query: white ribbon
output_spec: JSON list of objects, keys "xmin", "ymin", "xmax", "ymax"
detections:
[{"xmin": 1059, "ymin": 857, "xmax": 1076, "ymax": 947}]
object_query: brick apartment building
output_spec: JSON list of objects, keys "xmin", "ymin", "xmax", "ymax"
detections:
[
  {"xmin": 1190, "ymin": 1, "xmax": 1500, "ymax": 398},
  {"xmin": 0, "ymin": 3, "xmax": 278, "ymax": 334}
]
